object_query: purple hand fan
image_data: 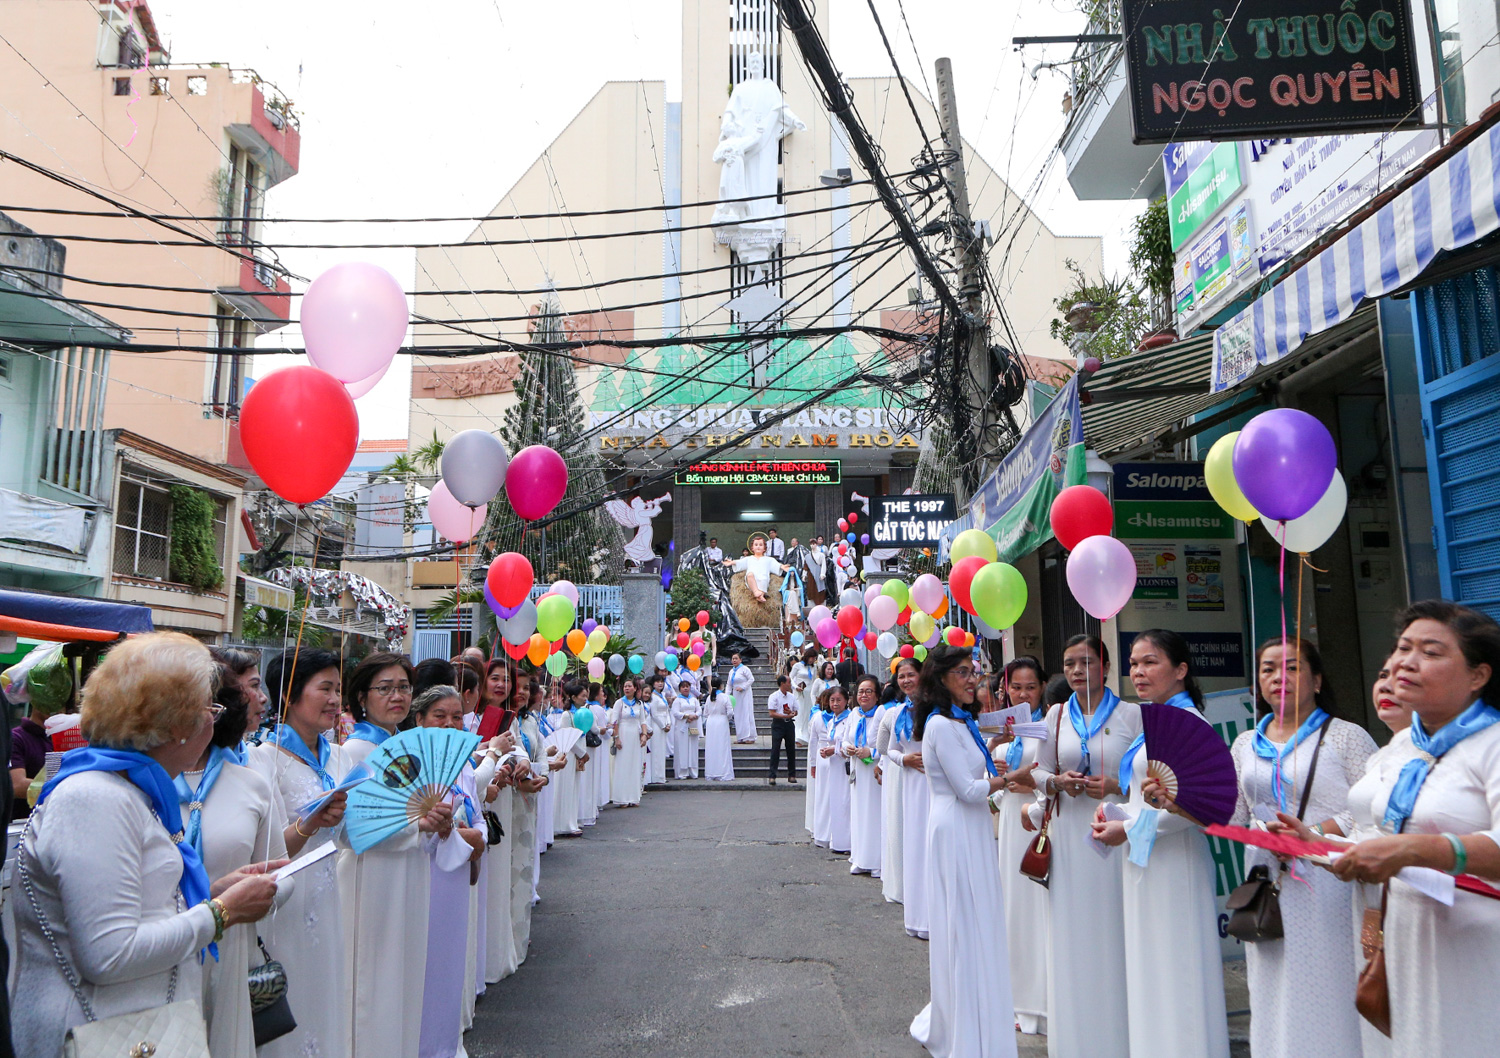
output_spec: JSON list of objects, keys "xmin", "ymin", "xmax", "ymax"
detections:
[{"xmin": 1139, "ymin": 703, "xmax": 1237, "ymax": 826}]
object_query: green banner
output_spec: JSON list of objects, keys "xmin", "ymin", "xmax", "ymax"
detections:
[
  {"xmin": 1115, "ymin": 500, "xmax": 1235, "ymax": 540},
  {"xmin": 988, "ymin": 443, "xmax": 1087, "ymax": 563},
  {"xmin": 1168, "ymin": 141, "xmax": 1241, "ymax": 250}
]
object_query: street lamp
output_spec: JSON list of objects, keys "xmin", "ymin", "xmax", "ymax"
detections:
[{"xmin": 1085, "ymin": 449, "xmax": 1112, "ymax": 497}]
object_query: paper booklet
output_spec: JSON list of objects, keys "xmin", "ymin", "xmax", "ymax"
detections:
[
  {"xmin": 294, "ymin": 762, "xmax": 372, "ymax": 822},
  {"xmin": 977, "ymin": 704, "xmax": 1049, "ymax": 739}
]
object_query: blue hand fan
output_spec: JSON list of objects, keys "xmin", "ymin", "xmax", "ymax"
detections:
[{"xmin": 344, "ymin": 727, "xmax": 480, "ymax": 853}]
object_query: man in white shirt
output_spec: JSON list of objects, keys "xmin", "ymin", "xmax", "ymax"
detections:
[
  {"xmin": 767, "ymin": 528, "xmax": 786, "ymax": 560},
  {"xmin": 705, "ymin": 538, "xmax": 723, "ymax": 563},
  {"xmin": 766, "ymin": 675, "xmax": 799, "ymax": 786}
]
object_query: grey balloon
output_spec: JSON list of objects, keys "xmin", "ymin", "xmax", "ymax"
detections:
[
  {"xmin": 500, "ymin": 599, "xmax": 538, "ymax": 646},
  {"xmin": 440, "ymin": 430, "xmax": 509, "ymax": 507}
]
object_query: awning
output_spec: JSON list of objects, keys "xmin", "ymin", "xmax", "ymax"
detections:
[
  {"xmin": 1082, "ymin": 311, "xmax": 1378, "ymax": 457},
  {"xmin": 0, "ymin": 588, "xmax": 154, "ymax": 636},
  {"xmin": 1210, "ymin": 118, "xmax": 1500, "ymax": 393}
]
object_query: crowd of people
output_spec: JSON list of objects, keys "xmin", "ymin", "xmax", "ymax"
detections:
[
  {"xmin": 796, "ymin": 601, "xmax": 1500, "ymax": 1058},
  {"xmin": 6, "ymin": 636, "xmax": 744, "ymax": 1058}
]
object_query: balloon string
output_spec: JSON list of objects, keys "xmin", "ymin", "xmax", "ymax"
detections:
[
  {"xmin": 1277, "ymin": 521, "xmax": 1288, "ymax": 736},
  {"xmin": 279, "ymin": 511, "xmax": 325, "ymax": 733}
]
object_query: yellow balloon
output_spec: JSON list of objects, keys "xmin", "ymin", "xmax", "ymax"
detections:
[
  {"xmin": 909, "ymin": 610, "xmax": 936, "ymax": 642},
  {"xmin": 951, "ymin": 528, "xmax": 998, "ymax": 564},
  {"xmin": 1205, "ymin": 432, "xmax": 1259, "ymax": 522},
  {"xmin": 587, "ymin": 628, "xmax": 608, "ymax": 653},
  {"xmin": 566, "ymin": 629, "xmax": 587, "ymax": 655}
]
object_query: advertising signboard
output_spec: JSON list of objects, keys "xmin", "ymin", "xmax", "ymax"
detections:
[
  {"xmin": 1122, "ymin": 0, "xmax": 1424, "ymax": 144},
  {"xmin": 1166, "ymin": 140, "xmax": 1243, "ymax": 249},
  {"xmin": 674, "ymin": 459, "xmax": 841, "ymax": 486},
  {"xmin": 869, "ymin": 493, "xmax": 956, "ymax": 548}
]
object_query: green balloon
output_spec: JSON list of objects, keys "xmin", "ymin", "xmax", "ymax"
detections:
[
  {"xmin": 880, "ymin": 579, "xmax": 909, "ymax": 610},
  {"xmin": 914, "ymin": 645, "xmax": 928, "ymax": 661},
  {"xmin": 970, "ymin": 561, "xmax": 1027, "ymax": 630},
  {"xmin": 535, "ymin": 594, "xmax": 576, "ymax": 642},
  {"xmin": 545, "ymin": 652, "xmax": 568, "ymax": 676}
]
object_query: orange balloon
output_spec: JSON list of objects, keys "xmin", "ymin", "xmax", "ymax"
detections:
[
  {"xmin": 964, "ymin": 631, "xmax": 976, "ymax": 648},
  {"xmin": 678, "ymin": 618, "xmax": 690, "ymax": 632},
  {"xmin": 526, "ymin": 633, "xmax": 549, "ymax": 666},
  {"xmin": 931, "ymin": 595, "xmax": 949, "ymax": 619},
  {"xmin": 890, "ymin": 659, "xmax": 899, "ymax": 674},
  {"xmin": 597, "ymin": 625, "xmax": 611, "ymax": 640},
  {"xmin": 686, "ymin": 653, "xmax": 701, "ymax": 670},
  {"xmin": 566, "ymin": 629, "xmax": 587, "ymax": 655}
]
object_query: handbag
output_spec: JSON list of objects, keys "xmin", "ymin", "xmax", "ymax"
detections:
[
  {"xmin": 1225, "ymin": 715, "xmax": 1332, "ymax": 943},
  {"xmin": 249, "ymin": 936, "xmax": 297, "ymax": 1046},
  {"xmin": 1356, "ymin": 884, "xmax": 1391, "ymax": 1035},
  {"xmin": 585, "ymin": 730, "xmax": 603, "ymax": 749},
  {"xmin": 16, "ymin": 818, "xmax": 211, "ymax": 1058},
  {"xmin": 484, "ymin": 808, "xmax": 505, "ymax": 846},
  {"xmin": 1019, "ymin": 705, "xmax": 1065, "ymax": 888}
]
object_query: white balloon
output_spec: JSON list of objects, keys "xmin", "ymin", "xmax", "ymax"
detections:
[
  {"xmin": 972, "ymin": 614, "xmax": 1004, "ymax": 640},
  {"xmin": 500, "ymin": 599, "xmax": 538, "ymax": 645},
  {"xmin": 440, "ymin": 429, "xmax": 510, "ymax": 507},
  {"xmin": 808, "ymin": 605, "xmax": 832, "ymax": 629},
  {"xmin": 876, "ymin": 631, "xmax": 899, "ymax": 656},
  {"xmin": 607, "ymin": 654, "xmax": 626, "ymax": 675},
  {"xmin": 1260, "ymin": 470, "xmax": 1347, "ymax": 553},
  {"xmin": 839, "ymin": 587, "xmax": 864, "ymax": 609}
]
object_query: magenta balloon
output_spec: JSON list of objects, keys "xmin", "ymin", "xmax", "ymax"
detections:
[
  {"xmin": 343, "ymin": 358, "xmax": 390, "ymax": 399},
  {"xmin": 1065, "ymin": 535, "xmax": 1137, "ymax": 620},
  {"xmin": 426, "ymin": 481, "xmax": 487, "ymax": 543},
  {"xmin": 1231, "ymin": 409, "xmax": 1337, "ymax": 522},
  {"xmin": 301, "ymin": 262, "xmax": 408, "ymax": 383},
  {"xmin": 815, "ymin": 617, "xmax": 842, "ymax": 649},
  {"xmin": 506, "ymin": 445, "xmax": 569, "ymax": 521}
]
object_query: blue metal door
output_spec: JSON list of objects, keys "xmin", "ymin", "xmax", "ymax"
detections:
[{"xmin": 1411, "ymin": 266, "xmax": 1500, "ymax": 617}]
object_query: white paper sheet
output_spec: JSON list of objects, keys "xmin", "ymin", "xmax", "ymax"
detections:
[{"xmin": 274, "ymin": 841, "xmax": 338, "ymax": 881}]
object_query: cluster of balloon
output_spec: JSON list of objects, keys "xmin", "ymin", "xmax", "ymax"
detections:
[
  {"xmin": 1205, "ymin": 410, "xmax": 1346, "ymax": 554},
  {"xmin": 946, "ymin": 529, "xmax": 1028, "ymax": 633},
  {"xmin": 430, "ymin": 429, "xmax": 510, "ymax": 544}
]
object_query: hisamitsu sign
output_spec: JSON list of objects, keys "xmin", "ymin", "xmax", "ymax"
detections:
[
  {"xmin": 869, "ymin": 494, "xmax": 956, "ymax": 548},
  {"xmin": 1122, "ymin": 0, "xmax": 1423, "ymax": 144}
]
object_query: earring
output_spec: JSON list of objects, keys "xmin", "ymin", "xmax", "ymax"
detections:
[{"xmin": 179, "ymin": 738, "xmax": 187, "ymax": 745}]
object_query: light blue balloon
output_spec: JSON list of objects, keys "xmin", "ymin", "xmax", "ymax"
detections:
[
  {"xmin": 790, "ymin": 631, "xmax": 805, "ymax": 648},
  {"xmin": 628, "ymin": 654, "xmax": 644, "ymax": 674},
  {"xmin": 664, "ymin": 654, "xmax": 680, "ymax": 671}
]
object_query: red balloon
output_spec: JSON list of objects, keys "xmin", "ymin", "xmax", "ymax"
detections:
[
  {"xmin": 863, "ymin": 632, "xmax": 878, "ymax": 650},
  {"xmin": 238, "ymin": 366, "xmax": 358, "ymax": 504},
  {"xmin": 696, "ymin": 610, "xmax": 710, "ymax": 627},
  {"xmin": 837, "ymin": 541, "xmax": 848, "ymax": 555},
  {"xmin": 837, "ymin": 607, "xmax": 864, "ymax": 638},
  {"xmin": 676, "ymin": 631, "xmax": 689, "ymax": 648},
  {"xmin": 848, "ymin": 512, "xmax": 858, "ymax": 524},
  {"xmin": 949, "ymin": 555, "xmax": 990, "ymax": 616},
  {"xmin": 944, "ymin": 626, "xmax": 966, "ymax": 646},
  {"xmin": 502, "ymin": 639, "xmax": 529, "ymax": 661},
  {"xmin": 838, "ymin": 518, "xmax": 849, "ymax": 532},
  {"xmin": 898, "ymin": 644, "xmax": 915, "ymax": 659},
  {"xmin": 506, "ymin": 444, "xmax": 569, "ymax": 521},
  {"xmin": 1050, "ymin": 484, "xmax": 1114, "ymax": 551},
  {"xmin": 486, "ymin": 552, "xmax": 534, "ymax": 609}
]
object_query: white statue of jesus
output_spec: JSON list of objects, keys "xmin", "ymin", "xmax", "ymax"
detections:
[{"xmin": 711, "ymin": 51, "xmax": 806, "ymax": 270}]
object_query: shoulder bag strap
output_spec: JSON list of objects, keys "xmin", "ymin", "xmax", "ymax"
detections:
[{"xmin": 1294, "ymin": 715, "xmax": 1335, "ymax": 822}]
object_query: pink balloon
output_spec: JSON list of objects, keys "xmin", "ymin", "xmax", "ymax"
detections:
[
  {"xmin": 868, "ymin": 594, "xmax": 900, "ymax": 631},
  {"xmin": 691, "ymin": 640, "xmax": 707, "ymax": 656},
  {"xmin": 427, "ymin": 481, "xmax": 487, "ymax": 544},
  {"xmin": 587, "ymin": 657, "xmax": 606, "ymax": 679},
  {"xmin": 909, "ymin": 573, "xmax": 945, "ymax": 615},
  {"xmin": 301, "ymin": 263, "xmax": 408, "ymax": 383},
  {"xmin": 551, "ymin": 579, "xmax": 579, "ymax": 606},
  {"xmin": 807, "ymin": 605, "xmax": 832, "ymax": 629},
  {"xmin": 1065, "ymin": 535, "xmax": 1137, "ymax": 620},
  {"xmin": 506, "ymin": 445, "xmax": 569, "ymax": 521},
  {"xmin": 815, "ymin": 617, "xmax": 842, "ymax": 649},
  {"xmin": 864, "ymin": 583, "xmax": 882, "ymax": 606},
  {"xmin": 343, "ymin": 358, "xmax": 390, "ymax": 399}
]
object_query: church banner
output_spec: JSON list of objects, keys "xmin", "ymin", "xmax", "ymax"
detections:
[{"xmin": 940, "ymin": 374, "xmax": 1086, "ymax": 564}]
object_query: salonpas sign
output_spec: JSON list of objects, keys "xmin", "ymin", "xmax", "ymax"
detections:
[{"xmin": 940, "ymin": 374, "xmax": 1086, "ymax": 563}]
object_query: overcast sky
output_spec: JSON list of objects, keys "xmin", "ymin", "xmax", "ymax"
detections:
[{"xmin": 149, "ymin": 0, "xmax": 1140, "ymax": 439}]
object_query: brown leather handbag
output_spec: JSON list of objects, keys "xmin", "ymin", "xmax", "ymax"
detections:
[
  {"xmin": 1019, "ymin": 705, "xmax": 1065, "ymax": 888},
  {"xmin": 1356, "ymin": 884, "xmax": 1391, "ymax": 1036}
]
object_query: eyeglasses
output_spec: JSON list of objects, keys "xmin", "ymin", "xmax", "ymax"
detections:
[
  {"xmin": 370, "ymin": 682, "xmax": 413, "ymax": 697},
  {"xmin": 204, "ymin": 703, "xmax": 226, "ymax": 720}
]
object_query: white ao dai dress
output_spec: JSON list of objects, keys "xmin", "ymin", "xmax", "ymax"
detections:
[
  {"xmin": 808, "ymin": 712, "xmax": 829, "ymax": 843},
  {"xmin": 671, "ymin": 695, "xmax": 701, "ymax": 778},
  {"xmin": 247, "ymin": 741, "xmax": 353, "ymax": 1058},
  {"xmin": 909, "ymin": 714, "xmax": 1016, "ymax": 1058},
  {"xmin": 791, "ymin": 661, "xmax": 816, "ymax": 743},
  {"xmin": 991, "ymin": 733, "xmax": 1048, "ymax": 1032},
  {"xmin": 1345, "ymin": 721, "xmax": 1500, "ymax": 1053},
  {"xmin": 1032, "ymin": 696, "xmax": 1141, "ymax": 1058},
  {"xmin": 890, "ymin": 704, "xmax": 930, "ymax": 939},
  {"xmin": 843, "ymin": 705, "xmax": 883, "ymax": 875},
  {"xmin": 610, "ymin": 697, "xmax": 647, "ymax": 805},
  {"xmin": 646, "ymin": 692, "xmax": 672, "ymax": 784},
  {"xmin": 418, "ymin": 778, "xmax": 475, "ymax": 1058},
  {"xmin": 822, "ymin": 711, "xmax": 852, "ymax": 854},
  {"xmin": 728, "ymin": 663, "xmax": 757, "ymax": 741},
  {"xmin": 876, "ymin": 704, "xmax": 904, "ymax": 902},
  {"xmin": 1228, "ymin": 718, "xmax": 1375, "ymax": 1058},
  {"xmin": 703, "ymin": 692, "xmax": 736, "ymax": 780}
]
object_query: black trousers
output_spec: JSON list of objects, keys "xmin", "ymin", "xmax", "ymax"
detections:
[{"xmin": 768, "ymin": 718, "xmax": 798, "ymax": 779}]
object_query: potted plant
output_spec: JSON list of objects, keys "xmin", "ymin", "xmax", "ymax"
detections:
[{"xmin": 1129, "ymin": 197, "xmax": 1177, "ymax": 350}]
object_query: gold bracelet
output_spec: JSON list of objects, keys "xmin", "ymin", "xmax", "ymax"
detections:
[
  {"xmin": 294, "ymin": 818, "xmax": 314, "ymax": 838},
  {"xmin": 207, "ymin": 898, "xmax": 228, "ymax": 943}
]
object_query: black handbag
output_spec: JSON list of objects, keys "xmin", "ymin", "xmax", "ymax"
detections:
[
  {"xmin": 1224, "ymin": 715, "xmax": 1332, "ymax": 943},
  {"xmin": 250, "ymin": 937, "xmax": 297, "ymax": 1046},
  {"xmin": 484, "ymin": 808, "xmax": 504, "ymax": 846},
  {"xmin": 585, "ymin": 730, "xmax": 602, "ymax": 748}
]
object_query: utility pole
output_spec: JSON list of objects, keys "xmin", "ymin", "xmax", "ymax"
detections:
[{"xmin": 933, "ymin": 57, "xmax": 991, "ymax": 503}]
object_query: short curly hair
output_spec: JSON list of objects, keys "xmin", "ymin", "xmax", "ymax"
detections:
[{"xmin": 82, "ymin": 632, "xmax": 218, "ymax": 750}]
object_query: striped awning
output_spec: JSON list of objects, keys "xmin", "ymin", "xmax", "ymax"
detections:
[{"xmin": 1211, "ymin": 120, "xmax": 1500, "ymax": 392}]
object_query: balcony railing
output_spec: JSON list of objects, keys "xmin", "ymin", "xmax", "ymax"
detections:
[{"xmin": 1064, "ymin": 2, "xmax": 1124, "ymax": 119}]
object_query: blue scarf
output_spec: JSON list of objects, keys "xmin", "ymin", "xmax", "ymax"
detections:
[
  {"xmin": 348, "ymin": 721, "xmax": 394, "ymax": 747},
  {"xmin": 951, "ymin": 705, "xmax": 998, "ymax": 777},
  {"xmin": 1067, "ymin": 688, "xmax": 1121, "ymax": 776},
  {"xmin": 619, "ymin": 697, "xmax": 640, "ymax": 719},
  {"xmin": 852, "ymin": 705, "xmax": 879, "ymax": 747},
  {"xmin": 173, "ymin": 746, "xmax": 233, "ymax": 864},
  {"xmin": 1384, "ymin": 700, "xmax": 1500, "ymax": 831},
  {"xmin": 271, "ymin": 723, "xmax": 337, "ymax": 792},
  {"xmin": 41, "ymin": 748, "xmax": 217, "ymax": 959},
  {"xmin": 1006, "ymin": 705, "xmax": 1047, "ymax": 772},
  {"xmin": 1117, "ymin": 691, "xmax": 1197, "ymax": 792},
  {"xmin": 222, "ymin": 741, "xmax": 247, "ymax": 765},
  {"xmin": 538, "ymin": 712, "xmax": 555, "ymax": 737},
  {"xmin": 824, "ymin": 710, "xmax": 845, "ymax": 744},
  {"xmin": 1250, "ymin": 707, "xmax": 1330, "ymax": 811},
  {"xmin": 893, "ymin": 698, "xmax": 915, "ymax": 743}
]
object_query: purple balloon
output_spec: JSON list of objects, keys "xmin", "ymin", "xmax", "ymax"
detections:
[
  {"xmin": 484, "ymin": 583, "xmax": 522, "ymax": 619},
  {"xmin": 1232, "ymin": 409, "xmax": 1337, "ymax": 522},
  {"xmin": 581, "ymin": 618, "xmax": 597, "ymax": 635},
  {"xmin": 860, "ymin": 533, "xmax": 870, "ymax": 546}
]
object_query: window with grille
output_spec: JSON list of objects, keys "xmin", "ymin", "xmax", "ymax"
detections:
[
  {"xmin": 113, "ymin": 477, "xmax": 172, "ymax": 580},
  {"xmin": 211, "ymin": 304, "xmax": 248, "ymax": 416}
]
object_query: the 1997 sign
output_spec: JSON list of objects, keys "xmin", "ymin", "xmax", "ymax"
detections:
[{"xmin": 869, "ymin": 493, "xmax": 956, "ymax": 548}]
